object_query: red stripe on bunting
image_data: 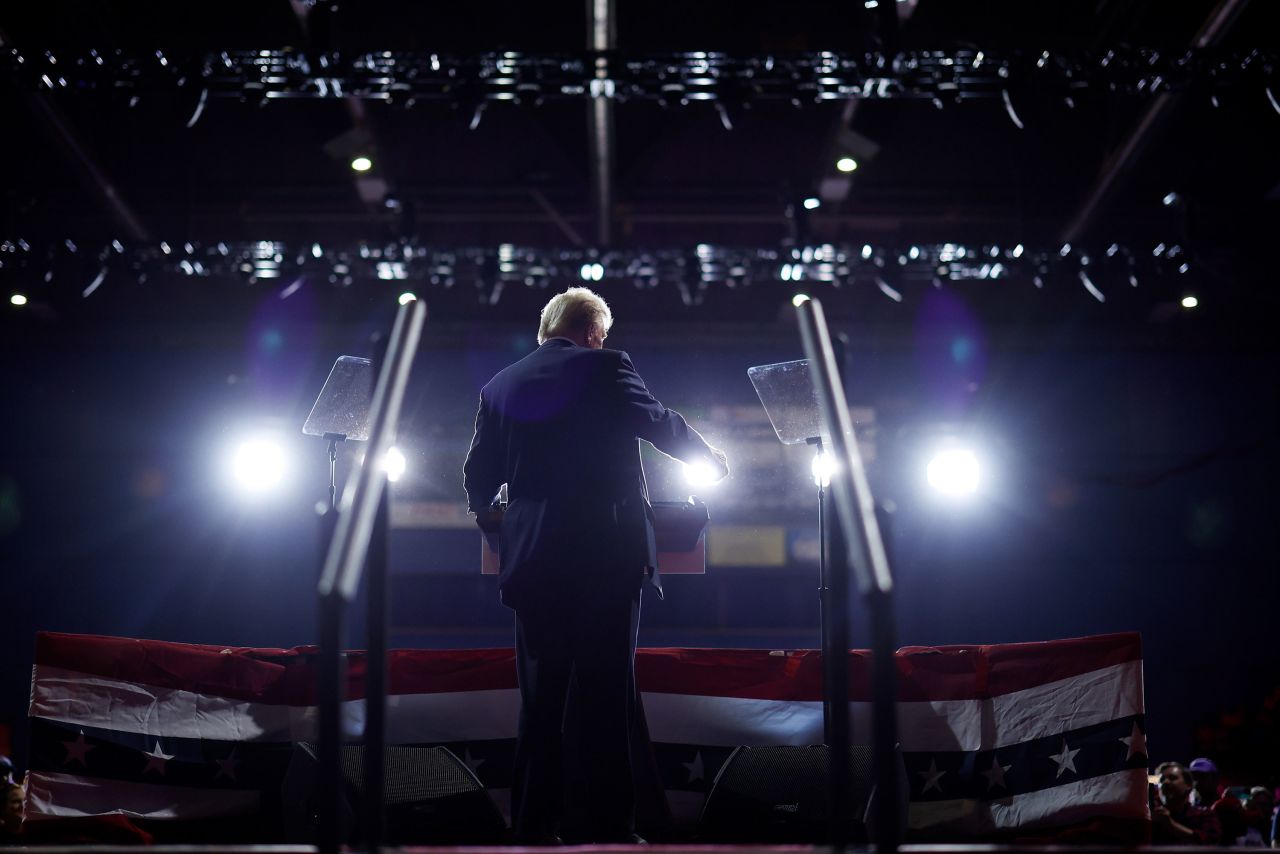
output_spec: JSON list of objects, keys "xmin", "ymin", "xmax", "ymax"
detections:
[
  {"xmin": 635, "ymin": 633, "xmax": 1139, "ymax": 701},
  {"xmin": 35, "ymin": 630, "xmax": 1140, "ymax": 706},
  {"xmin": 895, "ymin": 632, "xmax": 1142, "ymax": 701},
  {"xmin": 33, "ymin": 632, "xmax": 520, "ymax": 705}
]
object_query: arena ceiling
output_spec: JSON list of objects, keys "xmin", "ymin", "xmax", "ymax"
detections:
[{"xmin": 1, "ymin": 0, "xmax": 1277, "ymax": 332}]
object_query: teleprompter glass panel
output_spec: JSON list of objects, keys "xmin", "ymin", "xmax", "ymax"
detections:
[
  {"xmin": 302, "ymin": 355, "xmax": 374, "ymax": 441},
  {"xmin": 747, "ymin": 359, "xmax": 828, "ymax": 445}
]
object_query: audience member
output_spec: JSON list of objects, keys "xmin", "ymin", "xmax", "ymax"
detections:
[
  {"xmin": 1153, "ymin": 761, "xmax": 1222, "ymax": 845},
  {"xmin": 1189, "ymin": 757, "xmax": 1266, "ymax": 845},
  {"xmin": 1237, "ymin": 787, "xmax": 1275, "ymax": 848},
  {"xmin": 0, "ymin": 781, "xmax": 22, "ymax": 843},
  {"xmin": 1239, "ymin": 787, "xmax": 1274, "ymax": 847}
]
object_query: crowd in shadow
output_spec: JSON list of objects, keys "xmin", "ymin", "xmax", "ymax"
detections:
[{"xmin": 1153, "ymin": 758, "xmax": 1276, "ymax": 846}]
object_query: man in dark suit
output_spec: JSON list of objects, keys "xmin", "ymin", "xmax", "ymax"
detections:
[{"xmin": 463, "ymin": 287, "xmax": 727, "ymax": 844}]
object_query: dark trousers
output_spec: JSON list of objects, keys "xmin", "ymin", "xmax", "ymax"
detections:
[{"xmin": 510, "ymin": 589, "xmax": 641, "ymax": 842}]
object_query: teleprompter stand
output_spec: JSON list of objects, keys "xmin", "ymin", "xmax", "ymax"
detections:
[
  {"xmin": 747, "ymin": 358, "xmax": 845, "ymax": 745},
  {"xmin": 303, "ymin": 355, "xmax": 375, "ymax": 512},
  {"xmin": 748, "ymin": 343, "xmax": 902, "ymax": 851}
]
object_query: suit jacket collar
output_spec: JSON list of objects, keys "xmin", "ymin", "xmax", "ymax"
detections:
[{"xmin": 540, "ymin": 337, "xmax": 579, "ymax": 349}]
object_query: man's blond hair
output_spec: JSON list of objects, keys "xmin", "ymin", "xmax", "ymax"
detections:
[{"xmin": 537, "ymin": 287, "xmax": 614, "ymax": 345}]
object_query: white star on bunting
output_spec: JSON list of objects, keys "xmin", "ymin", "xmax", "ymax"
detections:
[
  {"xmin": 1120, "ymin": 721, "xmax": 1147, "ymax": 761},
  {"xmin": 62, "ymin": 730, "xmax": 94, "ymax": 767},
  {"xmin": 983, "ymin": 756, "xmax": 1012, "ymax": 790},
  {"xmin": 214, "ymin": 748, "xmax": 241, "ymax": 781},
  {"xmin": 1049, "ymin": 739, "xmax": 1080, "ymax": 778},
  {"xmin": 143, "ymin": 740, "xmax": 174, "ymax": 776},
  {"xmin": 918, "ymin": 758, "xmax": 946, "ymax": 794},
  {"xmin": 682, "ymin": 751, "xmax": 705, "ymax": 785}
]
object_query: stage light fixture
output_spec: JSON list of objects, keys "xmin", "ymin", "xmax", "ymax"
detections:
[
  {"xmin": 10, "ymin": 294, "xmax": 28, "ymax": 306},
  {"xmin": 926, "ymin": 448, "xmax": 980, "ymax": 497},
  {"xmin": 1181, "ymin": 295, "xmax": 1198, "ymax": 309},
  {"xmin": 683, "ymin": 460, "xmax": 722, "ymax": 488},
  {"xmin": 376, "ymin": 261, "xmax": 407, "ymax": 280},
  {"xmin": 351, "ymin": 156, "xmax": 373, "ymax": 172},
  {"xmin": 803, "ymin": 197, "xmax": 821, "ymax": 210},
  {"xmin": 836, "ymin": 157, "xmax": 858, "ymax": 173},
  {"xmin": 230, "ymin": 437, "xmax": 289, "ymax": 496},
  {"xmin": 792, "ymin": 293, "xmax": 810, "ymax": 307},
  {"xmin": 398, "ymin": 292, "xmax": 417, "ymax": 305}
]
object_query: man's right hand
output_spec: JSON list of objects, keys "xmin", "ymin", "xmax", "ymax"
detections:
[{"xmin": 709, "ymin": 447, "xmax": 730, "ymax": 481}]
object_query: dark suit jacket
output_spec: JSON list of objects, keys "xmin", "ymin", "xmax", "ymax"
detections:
[{"xmin": 463, "ymin": 338, "xmax": 718, "ymax": 609}]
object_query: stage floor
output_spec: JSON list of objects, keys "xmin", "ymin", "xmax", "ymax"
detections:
[{"xmin": 4, "ymin": 846, "xmax": 1230, "ymax": 854}]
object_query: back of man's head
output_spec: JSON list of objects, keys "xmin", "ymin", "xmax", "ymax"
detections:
[{"xmin": 537, "ymin": 287, "xmax": 613, "ymax": 345}]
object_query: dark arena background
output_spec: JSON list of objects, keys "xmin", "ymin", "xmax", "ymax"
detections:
[{"xmin": 1, "ymin": 0, "xmax": 1279, "ymax": 849}]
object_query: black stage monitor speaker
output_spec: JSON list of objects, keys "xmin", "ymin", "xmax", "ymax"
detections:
[
  {"xmin": 281, "ymin": 743, "xmax": 507, "ymax": 845},
  {"xmin": 699, "ymin": 744, "xmax": 909, "ymax": 844}
]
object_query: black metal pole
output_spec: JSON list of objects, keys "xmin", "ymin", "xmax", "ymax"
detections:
[
  {"xmin": 326, "ymin": 436, "xmax": 340, "ymax": 512},
  {"xmin": 363, "ymin": 478, "xmax": 390, "ymax": 850},
  {"xmin": 813, "ymin": 438, "xmax": 834, "ymax": 748},
  {"xmin": 871, "ymin": 501, "xmax": 901, "ymax": 851},
  {"xmin": 797, "ymin": 300, "xmax": 895, "ymax": 851},
  {"xmin": 869, "ymin": 587, "xmax": 900, "ymax": 852},
  {"xmin": 315, "ymin": 300, "xmax": 425, "ymax": 854},
  {"xmin": 587, "ymin": 0, "xmax": 616, "ymax": 246},
  {"xmin": 317, "ymin": 579, "xmax": 345, "ymax": 854},
  {"xmin": 824, "ymin": 503, "xmax": 852, "ymax": 847}
]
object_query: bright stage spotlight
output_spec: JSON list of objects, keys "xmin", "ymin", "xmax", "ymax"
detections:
[
  {"xmin": 350, "ymin": 156, "xmax": 373, "ymax": 173},
  {"xmin": 683, "ymin": 460, "xmax": 722, "ymax": 488},
  {"xmin": 811, "ymin": 450, "xmax": 838, "ymax": 487},
  {"xmin": 803, "ymin": 197, "xmax": 821, "ymax": 210},
  {"xmin": 10, "ymin": 294, "xmax": 28, "ymax": 306},
  {"xmin": 383, "ymin": 446, "xmax": 407, "ymax": 483},
  {"xmin": 398, "ymin": 291, "xmax": 418, "ymax": 305},
  {"xmin": 836, "ymin": 156, "xmax": 858, "ymax": 173},
  {"xmin": 926, "ymin": 447, "xmax": 981, "ymax": 497},
  {"xmin": 230, "ymin": 437, "xmax": 290, "ymax": 496},
  {"xmin": 1181, "ymin": 295, "xmax": 1198, "ymax": 309},
  {"xmin": 358, "ymin": 446, "xmax": 409, "ymax": 483}
]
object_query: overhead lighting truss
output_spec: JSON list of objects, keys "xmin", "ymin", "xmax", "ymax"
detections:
[
  {"xmin": 0, "ymin": 239, "xmax": 1193, "ymax": 307},
  {"xmin": 5, "ymin": 48, "xmax": 1276, "ymax": 107}
]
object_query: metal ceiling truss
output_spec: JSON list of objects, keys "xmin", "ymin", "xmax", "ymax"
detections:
[
  {"xmin": 1, "ymin": 238, "xmax": 1193, "ymax": 308},
  {"xmin": 6, "ymin": 48, "xmax": 1277, "ymax": 108}
]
